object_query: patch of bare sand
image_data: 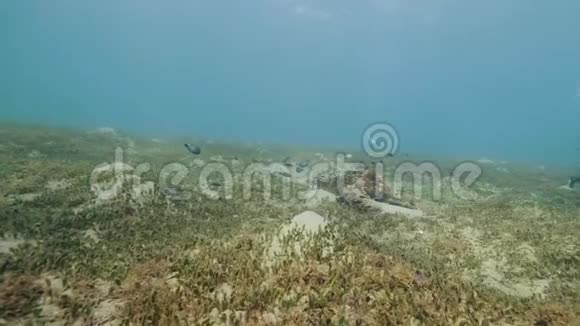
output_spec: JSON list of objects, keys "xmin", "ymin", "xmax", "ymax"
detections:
[
  {"xmin": 190, "ymin": 158, "xmax": 206, "ymax": 168},
  {"xmin": 92, "ymin": 299, "xmax": 124, "ymax": 325},
  {"xmin": 11, "ymin": 192, "xmax": 42, "ymax": 202},
  {"xmin": 290, "ymin": 210, "xmax": 327, "ymax": 233},
  {"xmin": 301, "ymin": 189, "xmax": 336, "ymax": 208},
  {"xmin": 45, "ymin": 179, "xmax": 73, "ymax": 191},
  {"xmin": 263, "ymin": 211, "xmax": 332, "ymax": 268},
  {"xmin": 477, "ymin": 258, "xmax": 550, "ymax": 298},
  {"xmin": 0, "ymin": 238, "xmax": 35, "ymax": 254},
  {"xmin": 364, "ymin": 199, "xmax": 425, "ymax": 218},
  {"xmin": 460, "ymin": 226, "xmax": 550, "ymax": 299}
]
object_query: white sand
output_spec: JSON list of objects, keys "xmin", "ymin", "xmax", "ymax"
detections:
[
  {"xmin": 264, "ymin": 211, "xmax": 329, "ymax": 268},
  {"xmin": 289, "ymin": 210, "xmax": 327, "ymax": 233},
  {"xmin": 364, "ymin": 199, "xmax": 425, "ymax": 218},
  {"xmin": 302, "ymin": 189, "xmax": 336, "ymax": 208}
]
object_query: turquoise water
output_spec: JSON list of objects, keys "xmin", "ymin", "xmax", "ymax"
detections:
[{"xmin": 1, "ymin": 0, "xmax": 579, "ymax": 165}]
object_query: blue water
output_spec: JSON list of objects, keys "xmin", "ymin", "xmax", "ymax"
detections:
[{"xmin": 1, "ymin": 0, "xmax": 580, "ymax": 165}]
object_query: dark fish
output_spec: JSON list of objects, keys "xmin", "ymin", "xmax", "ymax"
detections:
[
  {"xmin": 210, "ymin": 181, "xmax": 223, "ymax": 187},
  {"xmin": 569, "ymin": 177, "xmax": 578, "ymax": 188},
  {"xmin": 277, "ymin": 172, "xmax": 292, "ymax": 178},
  {"xmin": 283, "ymin": 162, "xmax": 294, "ymax": 167},
  {"xmin": 184, "ymin": 144, "xmax": 201, "ymax": 155},
  {"xmin": 296, "ymin": 166, "xmax": 304, "ymax": 173},
  {"xmin": 298, "ymin": 160, "xmax": 309, "ymax": 168}
]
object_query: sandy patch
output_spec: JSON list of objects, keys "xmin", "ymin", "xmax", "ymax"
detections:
[
  {"xmin": 11, "ymin": 193, "xmax": 42, "ymax": 202},
  {"xmin": 478, "ymin": 258, "xmax": 550, "ymax": 298},
  {"xmin": 496, "ymin": 166, "xmax": 509, "ymax": 173},
  {"xmin": 264, "ymin": 211, "xmax": 331, "ymax": 268},
  {"xmin": 302, "ymin": 189, "xmax": 336, "ymax": 208},
  {"xmin": 460, "ymin": 227, "xmax": 549, "ymax": 298},
  {"xmin": 45, "ymin": 179, "xmax": 73, "ymax": 191},
  {"xmin": 0, "ymin": 238, "xmax": 30, "ymax": 254},
  {"xmin": 477, "ymin": 157, "xmax": 495, "ymax": 164},
  {"xmin": 92, "ymin": 127, "xmax": 117, "ymax": 135},
  {"xmin": 290, "ymin": 210, "xmax": 327, "ymax": 233},
  {"xmin": 92, "ymin": 299, "xmax": 124, "ymax": 325},
  {"xmin": 190, "ymin": 158, "xmax": 206, "ymax": 168},
  {"xmin": 558, "ymin": 185, "xmax": 574, "ymax": 191},
  {"xmin": 365, "ymin": 200, "xmax": 425, "ymax": 218},
  {"xmin": 209, "ymin": 155, "xmax": 227, "ymax": 163}
]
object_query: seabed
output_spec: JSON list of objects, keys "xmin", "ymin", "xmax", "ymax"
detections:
[{"xmin": 0, "ymin": 123, "xmax": 579, "ymax": 325}]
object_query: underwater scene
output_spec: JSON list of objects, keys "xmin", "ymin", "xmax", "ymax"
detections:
[{"xmin": 1, "ymin": 1, "xmax": 580, "ymax": 325}]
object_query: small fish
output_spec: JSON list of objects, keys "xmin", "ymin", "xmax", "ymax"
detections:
[
  {"xmin": 296, "ymin": 166, "xmax": 304, "ymax": 173},
  {"xmin": 184, "ymin": 144, "xmax": 201, "ymax": 155},
  {"xmin": 210, "ymin": 181, "xmax": 223, "ymax": 187},
  {"xmin": 277, "ymin": 172, "xmax": 292, "ymax": 178},
  {"xmin": 298, "ymin": 160, "xmax": 309, "ymax": 168},
  {"xmin": 568, "ymin": 177, "xmax": 578, "ymax": 188}
]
